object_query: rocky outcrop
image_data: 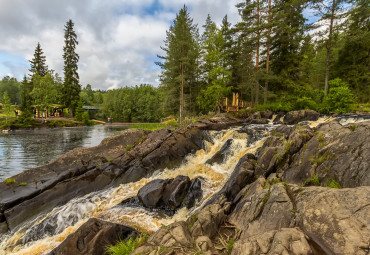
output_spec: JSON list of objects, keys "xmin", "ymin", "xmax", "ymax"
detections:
[
  {"xmin": 283, "ymin": 110, "xmax": 320, "ymax": 125},
  {"xmin": 133, "ymin": 178, "xmax": 370, "ymax": 255},
  {"xmin": 255, "ymin": 120, "xmax": 370, "ymax": 188},
  {"xmin": 121, "ymin": 175, "xmax": 203, "ymax": 215},
  {"xmin": 0, "ymin": 115, "xmax": 242, "ymax": 233},
  {"xmin": 48, "ymin": 218, "xmax": 138, "ymax": 255}
]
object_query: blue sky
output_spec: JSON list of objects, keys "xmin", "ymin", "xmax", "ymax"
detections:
[{"xmin": 0, "ymin": 0, "xmax": 320, "ymax": 90}]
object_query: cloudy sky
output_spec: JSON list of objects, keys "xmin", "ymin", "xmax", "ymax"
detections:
[{"xmin": 0, "ymin": 0, "xmax": 244, "ymax": 90}]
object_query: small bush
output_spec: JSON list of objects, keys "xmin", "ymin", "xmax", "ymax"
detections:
[
  {"xmin": 105, "ymin": 234, "xmax": 148, "ymax": 255},
  {"xmin": 327, "ymin": 179, "xmax": 341, "ymax": 189},
  {"xmin": 322, "ymin": 78, "xmax": 355, "ymax": 113},
  {"xmin": 303, "ymin": 174, "xmax": 320, "ymax": 186},
  {"xmin": 5, "ymin": 178, "xmax": 17, "ymax": 185}
]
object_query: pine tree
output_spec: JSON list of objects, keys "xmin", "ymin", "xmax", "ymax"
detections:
[
  {"xmin": 157, "ymin": 6, "xmax": 199, "ymax": 121},
  {"xmin": 311, "ymin": 0, "xmax": 347, "ymax": 95},
  {"xmin": 62, "ymin": 19, "xmax": 80, "ymax": 117},
  {"xmin": 29, "ymin": 42, "xmax": 48, "ymax": 77}
]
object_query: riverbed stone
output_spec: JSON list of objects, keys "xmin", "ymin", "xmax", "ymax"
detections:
[
  {"xmin": 283, "ymin": 109, "xmax": 320, "ymax": 125},
  {"xmin": 48, "ymin": 218, "xmax": 138, "ymax": 255}
]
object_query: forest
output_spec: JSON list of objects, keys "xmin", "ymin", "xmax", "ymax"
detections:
[{"xmin": 0, "ymin": 0, "xmax": 369, "ymax": 124}]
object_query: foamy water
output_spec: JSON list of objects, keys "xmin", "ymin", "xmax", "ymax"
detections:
[{"xmin": 0, "ymin": 127, "xmax": 271, "ymax": 255}]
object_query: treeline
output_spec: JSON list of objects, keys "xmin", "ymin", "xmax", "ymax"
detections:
[{"xmin": 157, "ymin": 0, "xmax": 369, "ymax": 116}]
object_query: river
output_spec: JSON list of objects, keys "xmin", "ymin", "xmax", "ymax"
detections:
[{"xmin": 0, "ymin": 125, "xmax": 129, "ymax": 182}]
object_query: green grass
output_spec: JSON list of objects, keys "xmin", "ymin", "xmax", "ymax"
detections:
[
  {"xmin": 327, "ymin": 179, "xmax": 341, "ymax": 189},
  {"xmin": 105, "ymin": 234, "xmax": 148, "ymax": 255},
  {"xmin": 129, "ymin": 123, "xmax": 167, "ymax": 131},
  {"xmin": 4, "ymin": 178, "xmax": 17, "ymax": 185},
  {"xmin": 303, "ymin": 174, "xmax": 320, "ymax": 187}
]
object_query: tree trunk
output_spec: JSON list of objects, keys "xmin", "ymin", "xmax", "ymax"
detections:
[
  {"xmin": 255, "ymin": 0, "xmax": 260, "ymax": 105},
  {"xmin": 324, "ymin": 0, "xmax": 336, "ymax": 95},
  {"xmin": 180, "ymin": 62, "xmax": 184, "ymax": 124},
  {"xmin": 264, "ymin": 0, "xmax": 272, "ymax": 105}
]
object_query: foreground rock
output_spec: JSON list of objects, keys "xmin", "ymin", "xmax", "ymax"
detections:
[
  {"xmin": 121, "ymin": 175, "xmax": 203, "ymax": 215},
  {"xmin": 132, "ymin": 178, "xmax": 370, "ymax": 255},
  {"xmin": 49, "ymin": 218, "xmax": 138, "ymax": 255},
  {"xmin": 0, "ymin": 115, "xmax": 242, "ymax": 233}
]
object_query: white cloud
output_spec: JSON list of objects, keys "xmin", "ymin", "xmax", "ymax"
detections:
[{"xmin": 0, "ymin": 0, "xmax": 241, "ymax": 90}]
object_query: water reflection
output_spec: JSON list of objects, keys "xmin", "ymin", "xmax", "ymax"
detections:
[{"xmin": 0, "ymin": 125, "xmax": 129, "ymax": 181}]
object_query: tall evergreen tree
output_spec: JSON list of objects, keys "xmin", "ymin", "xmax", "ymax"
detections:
[
  {"xmin": 157, "ymin": 6, "xmax": 199, "ymax": 120},
  {"xmin": 29, "ymin": 42, "xmax": 48, "ymax": 77},
  {"xmin": 335, "ymin": 0, "xmax": 370, "ymax": 102},
  {"xmin": 62, "ymin": 19, "xmax": 80, "ymax": 117},
  {"xmin": 311, "ymin": 0, "xmax": 347, "ymax": 94},
  {"xmin": 270, "ymin": 0, "xmax": 306, "ymax": 89}
]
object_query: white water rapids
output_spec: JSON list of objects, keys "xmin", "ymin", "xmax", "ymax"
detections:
[
  {"xmin": 0, "ymin": 126, "xmax": 273, "ymax": 255},
  {"xmin": 1, "ymin": 115, "xmax": 366, "ymax": 255}
]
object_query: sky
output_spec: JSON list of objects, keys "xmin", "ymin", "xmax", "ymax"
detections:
[{"xmin": 0, "ymin": 0, "xmax": 243, "ymax": 90}]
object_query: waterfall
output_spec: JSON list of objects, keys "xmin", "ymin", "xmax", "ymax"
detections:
[{"xmin": 0, "ymin": 125, "xmax": 274, "ymax": 255}]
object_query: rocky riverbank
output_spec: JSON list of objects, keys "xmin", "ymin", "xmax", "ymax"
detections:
[{"xmin": 1, "ymin": 110, "xmax": 369, "ymax": 255}]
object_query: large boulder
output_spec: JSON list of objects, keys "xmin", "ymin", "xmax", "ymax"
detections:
[
  {"xmin": 282, "ymin": 120, "xmax": 370, "ymax": 187},
  {"xmin": 49, "ymin": 218, "xmax": 138, "ymax": 255},
  {"xmin": 205, "ymin": 139, "xmax": 233, "ymax": 165},
  {"xmin": 123, "ymin": 175, "xmax": 203, "ymax": 215},
  {"xmin": 283, "ymin": 110, "xmax": 320, "ymax": 125},
  {"xmin": 229, "ymin": 179, "xmax": 370, "ymax": 255},
  {"xmin": 205, "ymin": 153, "xmax": 256, "ymax": 205}
]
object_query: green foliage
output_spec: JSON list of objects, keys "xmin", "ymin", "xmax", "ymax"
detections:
[
  {"xmin": 105, "ymin": 234, "xmax": 148, "ymax": 255},
  {"xmin": 322, "ymin": 79, "xmax": 355, "ymax": 113},
  {"xmin": 327, "ymin": 179, "xmax": 341, "ymax": 189},
  {"xmin": 5, "ymin": 178, "xmax": 17, "ymax": 185},
  {"xmin": 227, "ymin": 237, "xmax": 235, "ymax": 252},
  {"xmin": 0, "ymin": 76, "xmax": 21, "ymax": 104},
  {"xmin": 303, "ymin": 174, "xmax": 320, "ymax": 187},
  {"xmin": 31, "ymin": 73, "xmax": 57, "ymax": 113},
  {"xmin": 349, "ymin": 125, "xmax": 356, "ymax": 132},
  {"xmin": 102, "ymin": 85, "xmax": 163, "ymax": 123},
  {"xmin": 129, "ymin": 123, "xmax": 167, "ymax": 131},
  {"xmin": 197, "ymin": 84, "xmax": 231, "ymax": 112},
  {"xmin": 74, "ymin": 98, "xmax": 85, "ymax": 122}
]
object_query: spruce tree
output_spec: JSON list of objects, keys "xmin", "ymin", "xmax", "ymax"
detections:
[
  {"xmin": 311, "ymin": 0, "xmax": 347, "ymax": 95},
  {"xmin": 157, "ymin": 5, "xmax": 199, "ymax": 121},
  {"xmin": 62, "ymin": 19, "xmax": 80, "ymax": 117},
  {"xmin": 29, "ymin": 42, "xmax": 48, "ymax": 77}
]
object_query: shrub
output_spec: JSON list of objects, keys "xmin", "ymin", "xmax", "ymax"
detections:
[
  {"xmin": 323, "ymin": 78, "xmax": 355, "ymax": 113},
  {"xmin": 327, "ymin": 179, "xmax": 341, "ymax": 189},
  {"xmin": 303, "ymin": 174, "xmax": 320, "ymax": 186},
  {"xmin": 105, "ymin": 234, "xmax": 148, "ymax": 255}
]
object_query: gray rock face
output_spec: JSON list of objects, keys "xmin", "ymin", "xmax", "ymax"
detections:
[
  {"xmin": 228, "ymin": 180, "xmax": 370, "ymax": 255},
  {"xmin": 48, "ymin": 218, "xmax": 138, "ymax": 255},
  {"xmin": 283, "ymin": 110, "xmax": 320, "ymax": 125}
]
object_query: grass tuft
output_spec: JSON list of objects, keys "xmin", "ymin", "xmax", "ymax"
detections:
[{"xmin": 105, "ymin": 234, "xmax": 148, "ymax": 255}]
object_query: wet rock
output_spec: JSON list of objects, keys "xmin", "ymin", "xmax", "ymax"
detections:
[
  {"xmin": 0, "ymin": 221, "xmax": 8, "ymax": 234},
  {"xmin": 138, "ymin": 179, "xmax": 169, "ymax": 208},
  {"xmin": 49, "ymin": 218, "xmax": 138, "ymax": 255},
  {"xmin": 283, "ymin": 110, "xmax": 320, "ymax": 125},
  {"xmin": 126, "ymin": 176, "xmax": 203, "ymax": 215},
  {"xmin": 182, "ymin": 177, "xmax": 203, "ymax": 209},
  {"xmin": 205, "ymin": 139, "xmax": 233, "ymax": 165},
  {"xmin": 240, "ymin": 125, "xmax": 271, "ymax": 146},
  {"xmin": 206, "ymin": 153, "xmax": 256, "ymax": 205},
  {"xmin": 273, "ymin": 111, "xmax": 285, "ymax": 124}
]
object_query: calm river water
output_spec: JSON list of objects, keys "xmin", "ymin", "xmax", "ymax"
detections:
[{"xmin": 0, "ymin": 125, "xmax": 129, "ymax": 181}]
